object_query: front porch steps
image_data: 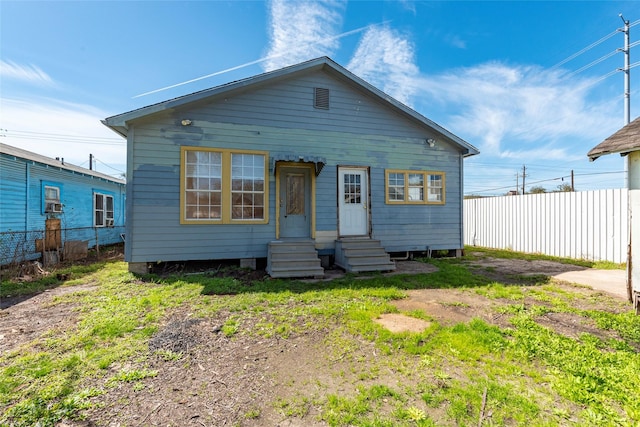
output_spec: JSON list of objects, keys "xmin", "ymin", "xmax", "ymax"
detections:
[
  {"xmin": 335, "ymin": 238, "xmax": 396, "ymax": 273},
  {"xmin": 267, "ymin": 240, "xmax": 324, "ymax": 279}
]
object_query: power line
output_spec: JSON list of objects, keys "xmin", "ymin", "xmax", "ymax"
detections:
[
  {"xmin": 465, "ymin": 170, "xmax": 625, "ymax": 195},
  {"xmin": 564, "ymin": 49, "xmax": 619, "ymax": 78},
  {"xmin": 93, "ymin": 158, "xmax": 125, "ymax": 174},
  {"xmin": 550, "ymin": 29, "xmax": 618, "ymax": 70},
  {"xmin": 0, "ymin": 128, "xmax": 125, "ymax": 145}
]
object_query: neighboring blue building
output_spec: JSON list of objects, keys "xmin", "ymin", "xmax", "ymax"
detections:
[
  {"xmin": 0, "ymin": 143, "xmax": 126, "ymax": 265},
  {"xmin": 103, "ymin": 57, "xmax": 479, "ymax": 277}
]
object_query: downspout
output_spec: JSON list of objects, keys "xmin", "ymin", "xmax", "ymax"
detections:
[
  {"xmin": 459, "ymin": 154, "xmax": 464, "ymax": 254},
  {"xmin": 25, "ymin": 162, "xmax": 30, "ymax": 232}
]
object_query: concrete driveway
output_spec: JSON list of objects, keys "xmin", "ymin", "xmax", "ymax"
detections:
[{"xmin": 553, "ymin": 269, "xmax": 628, "ymax": 300}]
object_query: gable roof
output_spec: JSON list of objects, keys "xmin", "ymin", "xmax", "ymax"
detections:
[
  {"xmin": 103, "ymin": 57, "xmax": 479, "ymax": 157},
  {"xmin": 0, "ymin": 143, "xmax": 126, "ymax": 184},
  {"xmin": 588, "ymin": 116, "xmax": 640, "ymax": 161}
]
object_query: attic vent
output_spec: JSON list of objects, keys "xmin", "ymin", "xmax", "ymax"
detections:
[{"xmin": 314, "ymin": 87, "xmax": 330, "ymax": 109}]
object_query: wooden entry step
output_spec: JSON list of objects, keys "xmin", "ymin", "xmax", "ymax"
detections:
[
  {"xmin": 335, "ymin": 238, "xmax": 396, "ymax": 273},
  {"xmin": 266, "ymin": 240, "xmax": 324, "ymax": 279}
]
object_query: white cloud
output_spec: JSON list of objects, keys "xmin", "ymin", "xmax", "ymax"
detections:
[
  {"xmin": 347, "ymin": 26, "xmax": 420, "ymax": 106},
  {"xmin": 264, "ymin": 0, "xmax": 347, "ymax": 71},
  {"xmin": 0, "ymin": 97, "xmax": 126, "ymax": 176},
  {"xmin": 416, "ymin": 62, "xmax": 621, "ymax": 157},
  {"xmin": 0, "ymin": 60, "xmax": 54, "ymax": 85}
]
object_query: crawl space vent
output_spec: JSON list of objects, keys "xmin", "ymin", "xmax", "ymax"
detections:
[{"xmin": 314, "ymin": 87, "xmax": 330, "ymax": 109}]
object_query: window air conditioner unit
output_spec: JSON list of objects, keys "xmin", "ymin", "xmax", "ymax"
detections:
[
  {"xmin": 46, "ymin": 202, "xmax": 63, "ymax": 213},
  {"xmin": 105, "ymin": 219, "xmax": 114, "ymax": 227}
]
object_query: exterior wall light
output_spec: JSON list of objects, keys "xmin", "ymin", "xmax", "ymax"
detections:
[
  {"xmin": 181, "ymin": 119, "xmax": 192, "ymax": 126},
  {"xmin": 426, "ymin": 138, "xmax": 436, "ymax": 147}
]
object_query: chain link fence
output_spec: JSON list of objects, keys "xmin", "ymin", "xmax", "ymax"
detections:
[{"xmin": 0, "ymin": 226, "xmax": 125, "ymax": 267}]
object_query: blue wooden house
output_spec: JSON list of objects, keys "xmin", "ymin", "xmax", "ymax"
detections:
[
  {"xmin": 0, "ymin": 143, "xmax": 126, "ymax": 265},
  {"xmin": 103, "ymin": 57, "xmax": 478, "ymax": 277}
]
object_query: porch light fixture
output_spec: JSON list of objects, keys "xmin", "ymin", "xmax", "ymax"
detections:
[
  {"xmin": 426, "ymin": 138, "xmax": 436, "ymax": 148},
  {"xmin": 181, "ymin": 119, "xmax": 192, "ymax": 126}
]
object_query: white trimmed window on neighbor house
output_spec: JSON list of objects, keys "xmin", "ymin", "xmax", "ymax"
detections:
[
  {"xmin": 43, "ymin": 184, "xmax": 62, "ymax": 213},
  {"xmin": 94, "ymin": 192, "xmax": 114, "ymax": 227}
]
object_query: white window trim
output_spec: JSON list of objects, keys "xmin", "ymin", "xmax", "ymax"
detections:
[
  {"xmin": 44, "ymin": 185, "xmax": 62, "ymax": 213},
  {"xmin": 94, "ymin": 192, "xmax": 114, "ymax": 227}
]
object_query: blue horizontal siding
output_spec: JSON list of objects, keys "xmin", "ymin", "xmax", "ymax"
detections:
[
  {"xmin": 125, "ymin": 68, "xmax": 467, "ymax": 262},
  {"xmin": 1, "ymin": 153, "xmax": 126, "ymax": 248}
]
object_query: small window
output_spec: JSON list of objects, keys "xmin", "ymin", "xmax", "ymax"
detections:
[
  {"xmin": 45, "ymin": 186, "xmax": 60, "ymax": 204},
  {"xmin": 314, "ymin": 87, "xmax": 330, "ymax": 109},
  {"xmin": 44, "ymin": 186, "xmax": 61, "ymax": 212},
  {"xmin": 94, "ymin": 192, "xmax": 114, "ymax": 227},
  {"xmin": 43, "ymin": 184, "xmax": 62, "ymax": 213},
  {"xmin": 385, "ymin": 170, "xmax": 445, "ymax": 205}
]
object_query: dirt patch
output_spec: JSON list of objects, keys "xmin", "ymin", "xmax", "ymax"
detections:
[
  {"xmin": 392, "ymin": 288, "xmax": 500, "ymax": 327},
  {"xmin": 375, "ymin": 313, "xmax": 432, "ymax": 333},
  {"xmin": 466, "ymin": 254, "xmax": 586, "ymax": 283},
  {"xmin": 0, "ymin": 282, "xmax": 98, "ymax": 354}
]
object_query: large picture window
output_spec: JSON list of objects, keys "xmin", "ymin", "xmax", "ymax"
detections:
[
  {"xmin": 181, "ymin": 147, "xmax": 268, "ymax": 224},
  {"xmin": 385, "ymin": 170, "xmax": 445, "ymax": 205}
]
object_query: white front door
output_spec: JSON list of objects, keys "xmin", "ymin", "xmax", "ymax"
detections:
[{"xmin": 338, "ymin": 167, "xmax": 369, "ymax": 236}]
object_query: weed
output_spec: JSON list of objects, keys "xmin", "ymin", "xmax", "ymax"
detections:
[
  {"xmin": 274, "ymin": 396, "xmax": 313, "ymax": 418},
  {"xmin": 108, "ymin": 368, "xmax": 158, "ymax": 384},
  {"xmin": 244, "ymin": 407, "xmax": 261, "ymax": 419},
  {"xmin": 154, "ymin": 349, "xmax": 183, "ymax": 361}
]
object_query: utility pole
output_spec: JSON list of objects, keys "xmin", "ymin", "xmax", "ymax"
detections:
[
  {"xmin": 571, "ymin": 170, "xmax": 575, "ymax": 192},
  {"xmin": 521, "ymin": 165, "xmax": 527, "ymax": 195},
  {"xmin": 620, "ymin": 14, "xmax": 633, "ymax": 303},
  {"xmin": 619, "ymin": 14, "xmax": 630, "ymax": 126},
  {"xmin": 89, "ymin": 154, "xmax": 94, "ymax": 171}
]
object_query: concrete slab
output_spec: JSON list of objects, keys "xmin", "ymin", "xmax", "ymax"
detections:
[{"xmin": 553, "ymin": 269, "xmax": 627, "ymax": 300}]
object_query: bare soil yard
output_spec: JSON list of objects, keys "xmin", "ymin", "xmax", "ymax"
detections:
[{"xmin": 0, "ymin": 251, "xmax": 633, "ymax": 426}]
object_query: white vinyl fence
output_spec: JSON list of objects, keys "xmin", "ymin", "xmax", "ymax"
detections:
[{"xmin": 464, "ymin": 189, "xmax": 628, "ymax": 263}]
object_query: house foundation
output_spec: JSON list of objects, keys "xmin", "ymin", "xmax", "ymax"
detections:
[{"xmin": 128, "ymin": 262, "xmax": 149, "ymax": 275}]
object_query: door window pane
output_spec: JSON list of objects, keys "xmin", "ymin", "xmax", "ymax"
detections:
[
  {"xmin": 286, "ymin": 174, "xmax": 305, "ymax": 215},
  {"xmin": 344, "ymin": 174, "xmax": 361, "ymax": 204}
]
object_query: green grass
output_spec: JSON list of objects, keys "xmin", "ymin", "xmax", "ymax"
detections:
[{"xmin": 1, "ymin": 247, "xmax": 638, "ymax": 426}]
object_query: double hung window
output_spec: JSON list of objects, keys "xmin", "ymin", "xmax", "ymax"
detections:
[
  {"xmin": 182, "ymin": 147, "xmax": 268, "ymax": 224},
  {"xmin": 385, "ymin": 170, "xmax": 445, "ymax": 204},
  {"xmin": 44, "ymin": 185, "xmax": 61, "ymax": 213},
  {"xmin": 94, "ymin": 192, "xmax": 114, "ymax": 226}
]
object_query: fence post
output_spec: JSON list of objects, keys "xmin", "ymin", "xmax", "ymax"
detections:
[{"xmin": 94, "ymin": 227, "xmax": 100, "ymax": 257}]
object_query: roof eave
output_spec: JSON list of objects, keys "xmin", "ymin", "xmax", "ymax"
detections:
[{"xmin": 588, "ymin": 148, "xmax": 633, "ymax": 162}]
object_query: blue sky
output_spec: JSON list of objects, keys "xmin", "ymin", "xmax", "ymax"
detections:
[{"xmin": 1, "ymin": 0, "xmax": 638, "ymax": 194}]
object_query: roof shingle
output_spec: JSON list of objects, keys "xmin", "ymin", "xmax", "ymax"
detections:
[{"xmin": 588, "ymin": 117, "xmax": 640, "ymax": 161}]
